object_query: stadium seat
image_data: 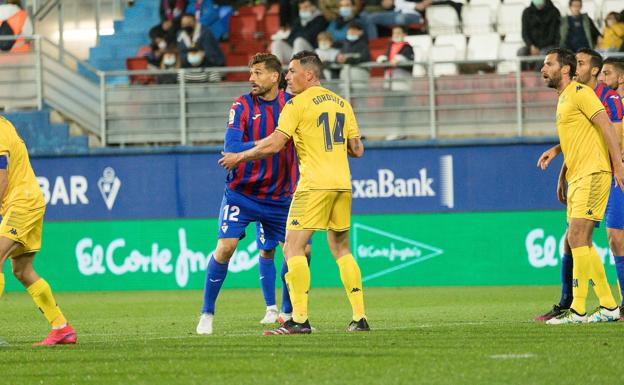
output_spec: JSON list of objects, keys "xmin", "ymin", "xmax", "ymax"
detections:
[
  {"xmin": 225, "ymin": 52, "xmax": 253, "ymax": 81},
  {"xmin": 238, "ymin": 4, "xmax": 266, "ymax": 21},
  {"xmin": 470, "ymin": 0, "xmax": 501, "ymax": 15},
  {"xmin": 431, "ymin": 44, "xmax": 458, "ymax": 76},
  {"xmin": 496, "ymin": 41, "xmax": 524, "ymax": 74},
  {"xmin": 504, "ymin": 31, "xmax": 523, "ymax": 42},
  {"xmin": 262, "ymin": 13, "xmax": 281, "ymax": 37},
  {"xmin": 426, "ymin": 5, "xmax": 461, "ymax": 37},
  {"xmin": 434, "ymin": 34, "xmax": 467, "ymax": 58},
  {"xmin": 405, "ymin": 35, "xmax": 432, "ymax": 76},
  {"xmin": 229, "ymin": 14, "xmax": 259, "ymax": 41},
  {"xmin": 497, "ymin": 2, "xmax": 525, "ymax": 36},
  {"xmin": 467, "ymin": 33, "xmax": 500, "ymax": 61},
  {"xmin": 579, "ymin": 0, "xmax": 598, "ymax": 20},
  {"xmin": 232, "ymin": 41, "xmax": 267, "ymax": 55},
  {"xmin": 126, "ymin": 57, "xmax": 155, "ymax": 85},
  {"xmin": 462, "ymin": 5, "xmax": 494, "ymax": 36},
  {"xmin": 369, "ymin": 38, "xmax": 391, "ymax": 77}
]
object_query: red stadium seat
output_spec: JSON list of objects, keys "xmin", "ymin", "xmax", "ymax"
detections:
[
  {"xmin": 238, "ymin": 4, "xmax": 266, "ymax": 20},
  {"xmin": 126, "ymin": 57, "xmax": 154, "ymax": 85},
  {"xmin": 232, "ymin": 41, "xmax": 267, "ymax": 55},
  {"xmin": 229, "ymin": 14, "xmax": 259, "ymax": 41},
  {"xmin": 267, "ymin": 3, "xmax": 279, "ymax": 14},
  {"xmin": 226, "ymin": 52, "xmax": 253, "ymax": 81},
  {"xmin": 368, "ymin": 38, "xmax": 390, "ymax": 77},
  {"xmin": 262, "ymin": 14, "xmax": 280, "ymax": 37}
]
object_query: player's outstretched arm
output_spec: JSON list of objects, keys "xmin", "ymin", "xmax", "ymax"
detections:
[
  {"xmin": 593, "ymin": 111, "xmax": 624, "ymax": 189},
  {"xmin": 347, "ymin": 137, "xmax": 364, "ymax": 158},
  {"xmin": 537, "ymin": 144, "xmax": 561, "ymax": 170},
  {"xmin": 218, "ymin": 132, "xmax": 289, "ymax": 171}
]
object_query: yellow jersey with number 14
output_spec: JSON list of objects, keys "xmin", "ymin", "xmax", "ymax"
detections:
[
  {"xmin": 0, "ymin": 116, "xmax": 45, "ymax": 215},
  {"xmin": 276, "ymin": 86, "xmax": 360, "ymax": 192},
  {"xmin": 556, "ymin": 81, "xmax": 610, "ymax": 184}
]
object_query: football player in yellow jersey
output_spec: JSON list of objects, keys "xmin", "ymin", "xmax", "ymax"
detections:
[
  {"xmin": 219, "ymin": 51, "xmax": 368, "ymax": 334},
  {"xmin": 540, "ymin": 48, "xmax": 624, "ymax": 324},
  {"xmin": 0, "ymin": 116, "xmax": 76, "ymax": 345}
]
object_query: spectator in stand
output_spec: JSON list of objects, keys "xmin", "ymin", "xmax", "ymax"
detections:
[
  {"xmin": 181, "ymin": 47, "xmax": 222, "ymax": 82},
  {"xmin": 185, "ymin": 0, "xmax": 228, "ymax": 41},
  {"xmin": 336, "ymin": 21, "xmax": 370, "ymax": 82},
  {"xmin": 158, "ymin": 46, "xmax": 181, "ymax": 84},
  {"xmin": 376, "ymin": 25, "xmax": 413, "ymax": 80},
  {"xmin": 161, "ymin": 0, "xmax": 188, "ymax": 26},
  {"xmin": 366, "ymin": 0, "xmax": 429, "ymax": 39},
  {"xmin": 560, "ymin": 0, "xmax": 599, "ymax": 52},
  {"xmin": 271, "ymin": 0, "xmax": 328, "ymax": 63},
  {"xmin": 0, "ymin": 0, "xmax": 33, "ymax": 53},
  {"xmin": 517, "ymin": 0, "xmax": 560, "ymax": 68},
  {"xmin": 327, "ymin": 0, "xmax": 370, "ymax": 43},
  {"xmin": 177, "ymin": 13, "xmax": 225, "ymax": 68},
  {"xmin": 596, "ymin": 12, "xmax": 624, "ymax": 54},
  {"xmin": 141, "ymin": 28, "xmax": 169, "ymax": 67},
  {"xmin": 272, "ymin": 0, "xmax": 299, "ymax": 40},
  {"xmin": 315, "ymin": 31, "xmax": 340, "ymax": 78}
]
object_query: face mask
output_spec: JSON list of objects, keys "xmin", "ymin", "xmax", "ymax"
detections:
[
  {"xmin": 187, "ymin": 54, "xmax": 202, "ymax": 66},
  {"xmin": 158, "ymin": 40, "xmax": 167, "ymax": 50},
  {"xmin": 339, "ymin": 7, "xmax": 353, "ymax": 18},
  {"xmin": 163, "ymin": 56, "xmax": 176, "ymax": 66},
  {"xmin": 318, "ymin": 42, "xmax": 331, "ymax": 50},
  {"xmin": 532, "ymin": 0, "xmax": 544, "ymax": 8},
  {"xmin": 346, "ymin": 34, "xmax": 359, "ymax": 42},
  {"xmin": 299, "ymin": 10, "xmax": 312, "ymax": 20},
  {"xmin": 392, "ymin": 36, "xmax": 404, "ymax": 43}
]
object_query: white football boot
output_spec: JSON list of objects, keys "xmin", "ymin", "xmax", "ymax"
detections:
[
  {"xmin": 587, "ymin": 306, "xmax": 620, "ymax": 323},
  {"xmin": 260, "ymin": 307, "xmax": 279, "ymax": 324},
  {"xmin": 546, "ymin": 309, "xmax": 587, "ymax": 324},
  {"xmin": 196, "ymin": 313, "xmax": 214, "ymax": 335}
]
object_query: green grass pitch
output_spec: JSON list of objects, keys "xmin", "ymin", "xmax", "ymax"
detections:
[{"xmin": 1, "ymin": 286, "xmax": 622, "ymax": 385}]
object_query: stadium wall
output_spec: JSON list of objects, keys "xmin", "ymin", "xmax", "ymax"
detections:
[{"xmin": 5, "ymin": 142, "xmax": 618, "ymax": 292}]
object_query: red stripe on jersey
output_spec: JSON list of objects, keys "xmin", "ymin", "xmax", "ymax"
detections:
[
  {"xmin": 240, "ymin": 100, "xmax": 263, "ymax": 195},
  {"xmin": 228, "ymin": 97, "xmax": 251, "ymax": 191},
  {"xmin": 257, "ymin": 103, "xmax": 277, "ymax": 200}
]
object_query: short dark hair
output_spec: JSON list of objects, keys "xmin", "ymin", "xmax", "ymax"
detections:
[
  {"xmin": 298, "ymin": 0, "xmax": 317, "ymax": 6},
  {"xmin": 604, "ymin": 57, "xmax": 624, "ymax": 74},
  {"xmin": 392, "ymin": 25, "xmax": 408, "ymax": 33},
  {"xmin": 347, "ymin": 20, "xmax": 364, "ymax": 31},
  {"xmin": 546, "ymin": 48, "xmax": 577, "ymax": 78},
  {"xmin": 577, "ymin": 48, "xmax": 603, "ymax": 73},
  {"xmin": 568, "ymin": 0, "xmax": 581, "ymax": 6},
  {"xmin": 249, "ymin": 52, "xmax": 282, "ymax": 74},
  {"xmin": 291, "ymin": 50, "xmax": 322, "ymax": 79}
]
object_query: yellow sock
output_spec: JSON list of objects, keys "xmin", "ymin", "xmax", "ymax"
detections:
[
  {"xmin": 0, "ymin": 272, "xmax": 4, "ymax": 298},
  {"xmin": 570, "ymin": 246, "xmax": 591, "ymax": 315},
  {"xmin": 589, "ymin": 246, "xmax": 617, "ymax": 309},
  {"xmin": 27, "ymin": 279, "xmax": 67, "ymax": 328},
  {"xmin": 336, "ymin": 254, "xmax": 366, "ymax": 321},
  {"xmin": 285, "ymin": 256, "xmax": 310, "ymax": 324}
]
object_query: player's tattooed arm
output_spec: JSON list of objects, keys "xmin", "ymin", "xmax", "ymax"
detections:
[
  {"xmin": 347, "ymin": 137, "xmax": 364, "ymax": 158},
  {"xmin": 218, "ymin": 132, "xmax": 289, "ymax": 171}
]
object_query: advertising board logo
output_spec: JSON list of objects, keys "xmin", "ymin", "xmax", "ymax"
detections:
[
  {"xmin": 351, "ymin": 155, "xmax": 454, "ymax": 208},
  {"xmin": 352, "ymin": 223, "xmax": 444, "ymax": 282},
  {"xmin": 525, "ymin": 228, "xmax": 613, "ymax": 268},
  {"xmin": 98, "ymin": 167, "xmax": 121, "ymax": 210}
]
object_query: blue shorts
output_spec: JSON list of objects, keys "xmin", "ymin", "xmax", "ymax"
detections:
[
  {"xmin": 606, "ymin": 177, "xmax": 624, "ymax": 229},
  {"xmin": 256, "ymin": 222, "xmax": 280, "ymax": 250},
  {"xmin": 218, "ymin": 188, "xmax": 290, "ymax": 244}
]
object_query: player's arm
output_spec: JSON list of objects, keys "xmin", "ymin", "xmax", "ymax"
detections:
[
  {"xmin": 593, "ymin": 111, "xmax": 624, "ymax": 188},
  {"xmin": 537, "ymin": 144, "xmax": 562, "ymax": 170},
  {"xmin": 347, "ymin": 137, "xmax": 364, "ymax": 158},
  {"xmin": 557, "ymin": 161, "xmax": 567, "ymax": 205},
  {"xmin": 223, "ymin": 99, "xmax": 254, "ymax": 153},
  {"xmin": 218, "ymin": 132, "xmax": 289, "ymax": 171}
]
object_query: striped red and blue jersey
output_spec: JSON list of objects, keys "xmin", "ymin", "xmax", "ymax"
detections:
[
  {"xmin": 595, "ymin": 83, "xmax": 623, "ymax": 123},
  {"xmin": 224, "ymin": 90, "xmax": 298, "ymax": 204}
]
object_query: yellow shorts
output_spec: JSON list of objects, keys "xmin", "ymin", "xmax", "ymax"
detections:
[
  {"xmin": 567, "ymin": 172, "xmax": 611, "ymax": 222},
  {"xmin": 0, "ymin": 206, "xmax": 45, "ymax": 256},
  {"xmin": 286, "ymin": 190, "xmax": 352, "ymax": 231}
]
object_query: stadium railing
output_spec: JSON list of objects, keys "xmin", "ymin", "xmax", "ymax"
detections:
[{"xmin": 2, "ymin": 35, "xmax": 622, "ymax": 147}]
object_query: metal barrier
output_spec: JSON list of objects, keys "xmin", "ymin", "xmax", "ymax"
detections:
[{"xmin": 5, "ymin": 35, "xmax": 622, "ymax": 147}]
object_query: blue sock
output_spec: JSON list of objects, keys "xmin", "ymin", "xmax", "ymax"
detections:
[
  {"xmin": 201, "ymin": 256, "xmax": 229, "ymax": 314},
  {"xmin": 259, "ymin": 257, "xmax": 276, "ymax": 307},
  {"xmin": 559, "ymin": 254, "xmax": 573, "ymax": 308},
  {"xmin": 280, "ymin": 260, "xmax": 292, "ymax": 314},
  {"xmin": 615, "ymin": 256, "xmax": 624, "ymax": 306}
]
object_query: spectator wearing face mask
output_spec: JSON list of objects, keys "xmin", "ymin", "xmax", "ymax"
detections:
[
  {"xmin": 158, "ymin": 47, "xmax": 181, "ymax": 84},
  {"xmin": 336, "ymin": 21, "xmax": 370, "ymax": 82},
  {"xmin": 315, "ymin": 31, "xmax": 340, "ymax": 79},
  {"xmin": 327, "ymin": 0, "xmax": 370, "ymax": 43},
  {"xmin": 182, "ymin": 47, "xmax": 222, "ymax": 83},
  {"xmin": 517, "ymin": 0, "xmax": 560, "ymax": 58},
  {"xmin": 0, "ymin": 0, "xmax": 33, "ymax": 53},
  {"xmin": 177, "ymin": 13, "xmax": 225, "ymax": 68},
  {"xmin": 560, "ymin": 0, "xmax": 599, "ymax": 52},
  {"xmin": 142, "ymin": 28, "xmax": 170, "ymax": 67},
  {"xmin": 596, "ymin": 12, "xmax": 624, "ymax": 54},
  {"xmin": 271, "ymin": 0, "xmax": 328, "ymax": 64},
  {"xmin": 376, "ymin": 25, "xmax": 413, "ymax": 81}
]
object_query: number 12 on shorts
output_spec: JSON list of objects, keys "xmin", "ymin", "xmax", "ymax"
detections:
[
  {"xmin": 222, "ymin": 205, "xmax": 240, "ymax": 222},
  {"xmin": 318, "ymin": 112, "xmax": 345, "ymax": 151}
]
